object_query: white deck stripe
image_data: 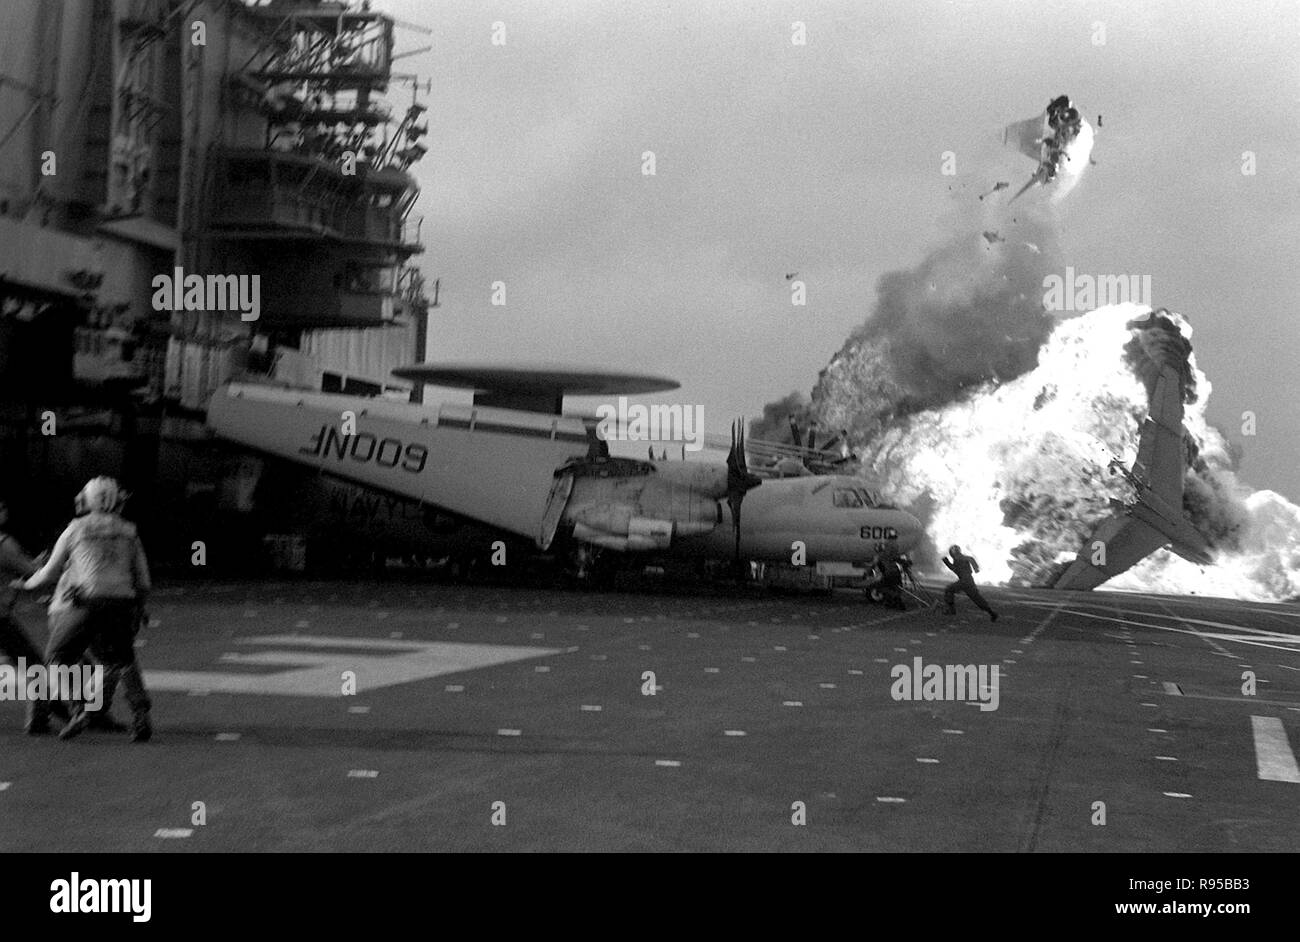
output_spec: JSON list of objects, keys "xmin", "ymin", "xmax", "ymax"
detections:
[
  {"xmin": 1251, "ymin": 716, "xmax": 1300, "ymax": 783},
  {"xmin": 1054, "ymin": 609, "xmax": 1300, "ymax": 654},
  {"xmin": 1019, "ymin": 601, "xmax": 1064, "ymax": 646}
]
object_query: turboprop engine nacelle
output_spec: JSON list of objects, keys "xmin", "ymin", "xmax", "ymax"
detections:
[
  {"xmin": 562, "ymin": 467, "xmax": 723, "ymax": 551},
  {"xmin": 651, "ymin": 463, "xmax": 730, "ymax": 498},
  {"xmin": 573, "ymin": 518, "xmax": 676, "ymax": 551}
]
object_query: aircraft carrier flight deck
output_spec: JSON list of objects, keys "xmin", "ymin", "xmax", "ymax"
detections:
[{"xmin": 3, "ymin": 578, "xmax": 1296, "ymax": 853}]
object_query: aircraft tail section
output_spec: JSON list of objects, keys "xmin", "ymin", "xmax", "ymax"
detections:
[{"xmin": 1002, "ymin": 114, "xmax": 1046, "ymax": 162}]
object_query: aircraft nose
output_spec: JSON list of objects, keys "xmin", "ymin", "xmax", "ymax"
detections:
[
  {"xmin": 897, "ymin": 511, "xmax": 923, "ymax": 552},
  {"xmin": 855, "ymin": 509, "xmax": 924, "ymax": 554}
]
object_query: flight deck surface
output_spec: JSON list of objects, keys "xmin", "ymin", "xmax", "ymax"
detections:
[{"xmin": 2, "ymin": 578, "xmax": 1296, "ymax": 852}]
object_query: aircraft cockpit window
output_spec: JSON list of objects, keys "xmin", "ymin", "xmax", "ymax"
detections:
[
  {"xmin": 856, "ymin": 489, "xmax": 878, "ymax": 507},
  {"xmin": 832, "ymin": 489, "xmax": 864, "ymax": 508}
]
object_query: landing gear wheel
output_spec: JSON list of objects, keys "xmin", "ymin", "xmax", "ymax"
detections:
[{"xmin": 568, "ymin": 544, "xmax": 617, "ymax": 589}]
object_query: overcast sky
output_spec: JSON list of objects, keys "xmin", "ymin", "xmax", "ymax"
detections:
[{"xmin": 387, "ymin": 0, "xmax": 1300, "ymax": 497}]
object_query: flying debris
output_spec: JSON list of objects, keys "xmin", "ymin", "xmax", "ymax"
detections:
[
  {"xmin": 1097, "ymin": 114, "xmax": 1102, "ymax": 128},
  {"xmin": 785, "ymin": 272, "xmax": 799, "ymax": 281},
  {"xmin": 1021, "ymin": 241, "xmax": 1041, "ymax": 254},
  {"xmin": 1002, "ymin": 94, "xmax": 1094, "ymax": 203},
  {"xmin": 1053, "ymin": 362, "xmax": 1213, "ymax": 590},
  {"xmin": 978, "ymin": 181, "xmax": 1010, "ymax": 201},
  {"xmin": 981, "ymin": 231, "xmax": 1005, "ymax": 245}
]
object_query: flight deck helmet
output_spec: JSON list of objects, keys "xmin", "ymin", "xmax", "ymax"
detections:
[{"xmin": 77, "ymin": 476, "xmax": 122, "ymax": 515}]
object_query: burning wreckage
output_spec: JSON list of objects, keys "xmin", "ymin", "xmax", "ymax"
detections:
[{"xmin": 754, "ymin": 95, "xmax": 1299, "ymax": 600}]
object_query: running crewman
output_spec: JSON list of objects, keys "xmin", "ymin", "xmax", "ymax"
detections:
[{"xmin": 942, "ymin": 544, "xmax": 998, "ymax": 621}]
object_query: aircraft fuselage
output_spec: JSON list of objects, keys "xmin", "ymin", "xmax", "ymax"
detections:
[{"xmin": 208, "ymin": 384, "xmax": 922, "ymax": 568}]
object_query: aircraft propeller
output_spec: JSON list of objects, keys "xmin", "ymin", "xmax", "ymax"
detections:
[{"xmin": 726, "ymin": 419, "xmax": 763, "ymax": 575}]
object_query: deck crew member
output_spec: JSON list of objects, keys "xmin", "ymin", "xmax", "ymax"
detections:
[
  {"xmin": 14, "ymin": 477, "xmax": 153, "ymax": 743},
  {"xmin": 942, "ymin": 544, "xmax": 998, "ymax": 621}
]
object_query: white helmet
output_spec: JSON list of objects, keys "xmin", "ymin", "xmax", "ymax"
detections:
[{"xmin": 78, "ymin": 476, "xmax": 122, "ymax": 514}]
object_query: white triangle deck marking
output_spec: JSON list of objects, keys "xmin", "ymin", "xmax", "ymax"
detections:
[{"xmin": 146, "ymin": 635, "xmax": 558, "ymax": 697}]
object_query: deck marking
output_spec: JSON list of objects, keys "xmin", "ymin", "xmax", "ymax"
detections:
[
  {"xmin": 1059, "ymin": 606, "xmax": 1300, "ymax": 654},
  {"xmin": 1019, "ymin": 601, "xmax": 1065, "ymax": 646},
  {"xmin": 347, "ymin": 770, "xmax": 379, "ymax": 778},
  {"xmin": 154, "ymin": 828, "xmax": 194, "ymax": 838},
  {"xmin": 147, "ymin": 635, "xmax": 558, "ymax": 697},
  {"xmin": 1251, "ymin": 716, "xmax": 1300, "ymax": 783},
  {"xmin": 655, "ymin": 759, "xmax": 681, "ymax": 767},
  {"xmin": 1163, "ymin": 682, "xmax": 1183, "ymax": 696}
]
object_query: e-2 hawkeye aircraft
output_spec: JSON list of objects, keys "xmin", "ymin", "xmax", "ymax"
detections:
[{"xmin": 205, "ymin": 363, "xmax": 922, "ymax": 581}]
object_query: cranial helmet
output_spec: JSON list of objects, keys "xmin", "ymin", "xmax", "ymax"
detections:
[
  {"xmin": 949, "ymin": 544, "xmax": 961, "ymax": 556},
  {"xmin": 78, "ymin": 476, "xmax": 122, "ymax": 514}
]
